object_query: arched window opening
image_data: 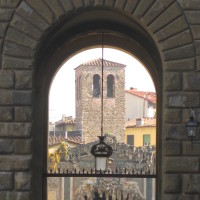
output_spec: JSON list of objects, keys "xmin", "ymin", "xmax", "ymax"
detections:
[
  {"xmin": 93, "ymin": 74, "xmax": 101, "ymax": 97},
  {"xmin": 48, "ymin": 48, "xmax": 157, "ymax": 200},
  {"xmin": 107, "ymin": 74, "xmax": 115, "ymax": 98}
]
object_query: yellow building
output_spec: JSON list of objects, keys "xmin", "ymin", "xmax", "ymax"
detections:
[{"xmin": 125, "ymin": 117, "xmax": 156, "ymax": 147}]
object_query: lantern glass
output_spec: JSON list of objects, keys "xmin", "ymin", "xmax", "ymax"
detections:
[
  {"xmin": 91, "ymin": 136, "xmax": 113, "ymax": 171},
  {"xmin": 186, "ymin": 126, "xmax": 197, "ymax": 137},
  {"xmin": 186, "ymin": 116, "xmax": 197, "ymax": 138},
  {"xmin": 96, "ymin": 157, "xmax": 107, "ymax": 171}
]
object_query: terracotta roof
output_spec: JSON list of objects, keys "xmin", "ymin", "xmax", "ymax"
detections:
[
  {"xmin": 125, "ymin": 89, "xmax": 156, "ymax": 104},
  {"xmin": 55, "ymin": 118, "xmax": 75, "ymax": 126},
  {"xmin": 48, "ymin": 135, "xmax": 82, "ymax": 146},
  {"xmin": 125, "ymin": 117, "xmax": 156, "ymax": 128},
  {"xmin": 75, "ymin": 58, "xmax": 126, "ymax": 69}
]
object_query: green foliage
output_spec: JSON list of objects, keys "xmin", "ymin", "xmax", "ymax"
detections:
[{"xmin": 48, "ymin": 141, "xmax": 69, "ymax": 172}]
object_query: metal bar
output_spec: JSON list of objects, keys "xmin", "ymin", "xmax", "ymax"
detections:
[{"xmin": 44, "ymin": 173, "xmax": 156, "ymax": 178}]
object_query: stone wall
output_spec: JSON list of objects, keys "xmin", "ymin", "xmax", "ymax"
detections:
[{"xmin": 0, "ymin": 0, "xmax": 200, "ymax": 199}]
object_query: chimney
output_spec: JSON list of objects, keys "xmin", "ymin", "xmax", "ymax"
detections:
[
  {"xmin": 136, "ymin": 118, "xmax": 144, "ymax": 126},
  {"xmin": 130, "ymin": 87, "xmax": 137, "ymax": 90}
]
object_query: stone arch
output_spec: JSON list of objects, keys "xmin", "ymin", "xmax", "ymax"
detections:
[{"xmin": 0, "ymin": 1, "xmax": 197, "ymax": 200}]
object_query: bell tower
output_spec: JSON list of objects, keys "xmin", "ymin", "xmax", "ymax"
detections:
[{"xmin": 75, "ymin": 58, "xmax": 126, "ymax": 143}]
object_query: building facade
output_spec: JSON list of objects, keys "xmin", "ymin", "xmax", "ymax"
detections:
[
  {"xmin": 75, "ymin": 58, "xmax": 126, "ymax": 143},
  {"xmin": 125, "ymin": 88, "xmax": 156, "ymax": 121},
  {"xmin": 125, "ymin": 118, "xmax": 156, "ymax": 147}
]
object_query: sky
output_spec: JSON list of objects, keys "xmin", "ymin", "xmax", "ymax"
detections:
[{"xmin": 49, "ymin": 48, "xmax": 155, "ymax": 122}]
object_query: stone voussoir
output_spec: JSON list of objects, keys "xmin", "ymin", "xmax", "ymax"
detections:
[
  {"xmin": 185, "ymin": 11, "xmax": 200, "ymax": 24},
  {"xmin": 160, "ymin": 30, "xmax": 192, "ymax": 51},
  {"xmin": 44, "ymin": 0, "xmax": 65, "ymax": 18},
  {"xmin": 155, "ymin": 16, "xmax": 188, "ymax": 42},
  {"xmin": 3, "ymin": 40, "xmax": 34, "ymax": 58},
  {"xmin": 0, "ymin": 8, "xmax": 14, "ymax": 21},
  {"xmin": 26, "ymin": 0, "xmax": 54, "ymax": 24},
  {"xmin": 10, "ymin": 14, "xmax": 42, "ymax": 40},
  {"xmin": 178, "ymin": 0, "xmax": 200, "ymax": 10},
  {"xmin": 164, "ymin": 58, "xmax": 195, "ymax": 71},
  {"xmin": 142, "ymin": 0, "xmax": 175, "ymax": 26},
  {"xmin": 2, "ymin": 55, "xmax": 33, "ymax": 69},
  {"xmin": 16, "ymin": 1, "xmax": 49, "ymax": 31},
  {"xmin": 163, "ymin": 44, "xmax": 195, "ymax": 61},
  {"xmin": 0, "ymin": 0, "xmax": 21, "ymax": 8},
  {"xmin": 6, "ymin": 28, "xmax": 38, "ymax": 50},
  {"xmin": 149, "ymin": 2, "xmax": 182, "ymax": 34}
]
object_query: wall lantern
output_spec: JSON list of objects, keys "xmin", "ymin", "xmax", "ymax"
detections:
[
  {"xmin": 91, "ymin": 33, "xmax": 113, "ymax": 171},
  {"xmin": 186, "ymin": 115, "xmax": 198, "ymax": 150},
  {"xmin": 186, "ymin": 116, "xmax": 197, "ymax": 138},
  {"xmin": 91, "ymin": 136, "xmax": 113, "ymax": 171}
]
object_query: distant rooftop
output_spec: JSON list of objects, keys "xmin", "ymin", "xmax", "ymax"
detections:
[
  {"xmin": 74, "ymin": 58, "xmax": 126, "ymax": 70},
  {"xmin": 126, "ymin": 87, "xmax": 156, "ymax": 104},
  {"xmin": 125, "ymin": 117, "xmax": 156, "ymax": 128},
  {"xmin": 48, "ymin": 135, "xmax": 82, "ymax": 146}
]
